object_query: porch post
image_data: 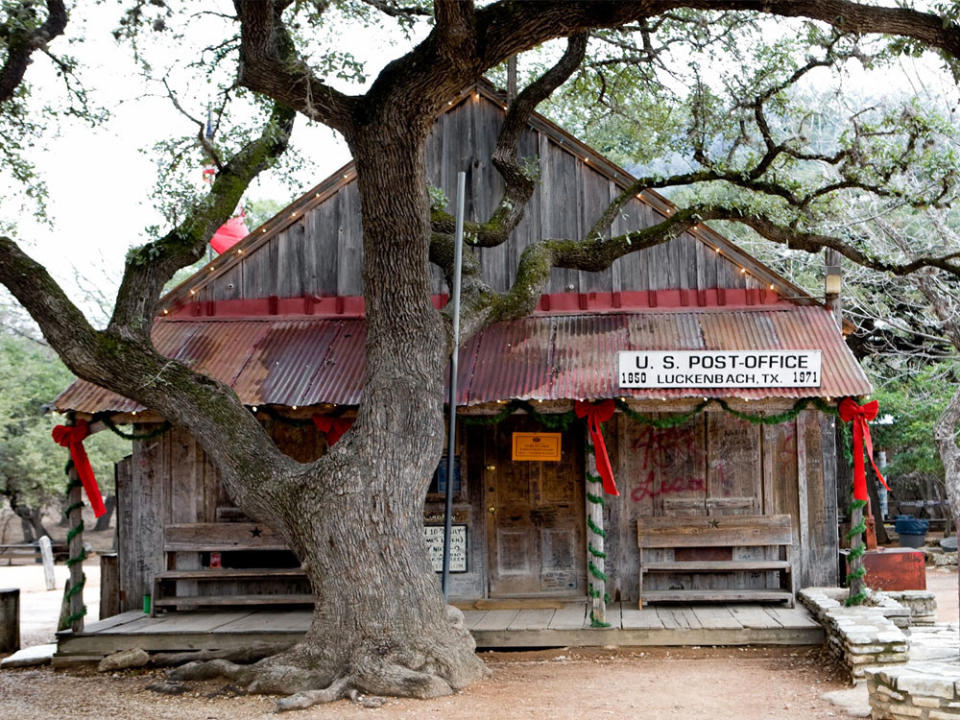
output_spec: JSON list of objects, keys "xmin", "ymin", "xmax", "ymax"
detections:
[
  {"xmin": 64, "ymin": 463, "xmax": 86, "ymax": 632},
  {"xmin": 584, "ymin": 430, "xmax": 608, "ymax": 626}
]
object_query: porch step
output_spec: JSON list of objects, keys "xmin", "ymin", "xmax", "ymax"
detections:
[
  {"xmin": 153, "ymin": 593, "xmax": 314, "ymax": 609},
  {"xmin": 641, "ymin": 560, "xmax": 791, "ymax": 573},
  {"xmin": 639, "ymin": 589, "xmax": 794, "ymax": 604},
  {"xmin": 155, "ymin": 568, "xmax": 306, "ymax": 580}
]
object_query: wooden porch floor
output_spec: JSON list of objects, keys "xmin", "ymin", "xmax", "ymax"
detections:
[{"xmin": 55, "ymin": 602, "xmax": 823, "ymax": 662}]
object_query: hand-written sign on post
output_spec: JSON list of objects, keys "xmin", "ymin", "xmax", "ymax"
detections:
[
  {"xmin": 618, "ymin": 350, "xmax": 823, "ymax": 389},
  {"xmin": 512, "ymin": 432, "xmax": 562, "ymax": 461},
  {"xmin": 424, "ymin": 524, "xmax": 467, "ymax": 573}
]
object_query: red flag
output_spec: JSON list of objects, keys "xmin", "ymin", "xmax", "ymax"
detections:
[
  {"xmin": 575, "ymin": 400, "xmax": 619, "ymax": 496},
  {"xmin": 838, "ymin": 398, "xmax": 890, "ymax": 502},
  {"xmin": 210, "ymin": 214, "xmax": 250, "ymax": 254},
  {"xmin": 51, "ymin": 420, "xmax": 106, "ymax": 518}
]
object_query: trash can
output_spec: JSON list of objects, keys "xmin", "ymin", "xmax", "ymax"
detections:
[{"xmin": 894, "ymin": 515, "xmax": 929, "ymax": 548}]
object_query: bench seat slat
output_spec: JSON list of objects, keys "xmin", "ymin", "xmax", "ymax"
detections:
[
  {"xmin": 637, "ymin": 514, "xmax": 792, "ymax": 548},
  {"xmin": 156, "ymin": 568, "xmax": 306, "ymax": 580},
  {"xmin": 153, "ymin": 593, "xmax": 314, "ymax": 608},
  {"xmin": 639, "ymin": 589, "xmax": 794, "ymax": 603},
  {"xmin": 641, "ymin": 560, "xmax": 790, "ymax": 573}
]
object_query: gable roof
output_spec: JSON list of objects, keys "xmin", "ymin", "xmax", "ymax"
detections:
[
  {"xmin": 158, "ymin": 81, "xmax": 814, "ymax": 313},
  {"xmin": 56, "ymin": 82, "xmax": 870, "ymax": 417}
]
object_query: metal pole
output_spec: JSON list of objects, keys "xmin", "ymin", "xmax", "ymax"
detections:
[{"xmin": 441, "ymin": 172, "xmax": 466, "ymax": 601}]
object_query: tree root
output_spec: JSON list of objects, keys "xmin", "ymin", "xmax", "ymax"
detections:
[{"xmin": 164, "ymin": 606, "xmax": 486, "ymax": 711}]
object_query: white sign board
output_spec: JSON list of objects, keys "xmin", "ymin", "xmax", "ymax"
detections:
[
  {"xmin": 618, "ymin": 350, "xmax": 822, "ymax": 389},
  {"xmin": 424, "ymin": 524, "xmax": 467, "ymax": 573}
]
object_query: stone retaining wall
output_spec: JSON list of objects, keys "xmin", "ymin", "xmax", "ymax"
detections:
[
  {"xmin": 799, "ymin": 587, "xmax": 909, "ymax": 682},
  {"xmin": 869, "ymin": 663, "xmax": 960, "ymax": 719}
]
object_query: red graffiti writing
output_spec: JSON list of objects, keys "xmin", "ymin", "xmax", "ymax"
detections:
[
  {"xmin": 632, "ymin": 425, "xmax": 702, "ymax": 471},
  {"xmin": 630, "ymin": 471, "xmax": 705, "ymax": 502},
  {"xmin": 629, "ymin": 425, "xmax": 707, "ymax": 502}
]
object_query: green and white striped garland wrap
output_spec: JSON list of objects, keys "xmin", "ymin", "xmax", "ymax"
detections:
[{"xmin": 585, "ymin": 434, "xmax": 611, "ymax": 628}]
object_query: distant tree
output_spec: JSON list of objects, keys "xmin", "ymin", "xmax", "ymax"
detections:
[{"xmin": 0, "ymin": 333, "xmax": 129, "ymax": 540}]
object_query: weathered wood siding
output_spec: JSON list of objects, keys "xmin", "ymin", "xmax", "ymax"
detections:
[
  {"xmin": 195, "ymin": 96, "xmax": 762, "ymax": 304},
  {"xmin": 608, "ymin": 409, "xmax": 836, "ymax": 603},
  {"xmin": 118, "ymin": 423, "xmax": 330, "ymax": 611}
]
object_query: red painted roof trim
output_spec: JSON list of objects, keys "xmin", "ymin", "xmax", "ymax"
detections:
[{"xmin": 165, "ymin": 289, "xmax": 792, "ymax": 320}]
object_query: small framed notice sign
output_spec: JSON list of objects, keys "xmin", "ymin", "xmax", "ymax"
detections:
[
  {"xmin": 618, "ymin": 350, "xmax": 822, "ymax": 389},
  {"xmin": 511, "ymin": 432, "xmax": 562, "ymax": 461},
  {"xmin": 424, "ymin": 524, "xmax": 467, "ymax": 573}
]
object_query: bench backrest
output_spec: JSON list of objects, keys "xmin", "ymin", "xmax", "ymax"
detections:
[
  {"xmin": 164, "ymin": 523, "xmax": 289, "ymax": 552},
  {"xmin": 637, "ymin": 514, "xmax": 792, "ymax": 549}
]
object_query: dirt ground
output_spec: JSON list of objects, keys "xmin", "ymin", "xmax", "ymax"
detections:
[
  {"xmin": 0, "ymin": 646, "xmax": 856, "ymax": 720},
  {"xmin": 1, "ymin": 558, "xmax": 954, "ymax": 719}
]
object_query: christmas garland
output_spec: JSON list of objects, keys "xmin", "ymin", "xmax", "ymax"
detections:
[
  {"xmin": 585, "ymin": 433, "xmax": 611, "ymax": 628},
  {"xmin": 462, "ymin": 396, "xmax": 838, "ymax": 430},
  {"xmin": 98, "ymin": 413, "xmax": 172, "ymax": 440},
  {"xmin": 844, "ymin": 498, "xmax": 868, "ymax": 606},
  {"xmin": 61, "ymin": 461, "xmax": 87, "ymax": 627}
]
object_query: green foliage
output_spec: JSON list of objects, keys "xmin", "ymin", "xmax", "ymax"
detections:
[
  {"xmin": 871, "ymin": 365, "xmax": 958, "ymax": 492},
  {"xmin": 0, "ymin": 333, "xmax": 130, "ymax": 509}
]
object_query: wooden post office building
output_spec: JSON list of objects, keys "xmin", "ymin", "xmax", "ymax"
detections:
[{"xmin": 56, "ymin": 83, "xmax": 871, "ymax": 618}]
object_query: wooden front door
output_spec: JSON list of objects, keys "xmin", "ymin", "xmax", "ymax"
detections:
[{"xmin": 485, "ymin": 417, "xmax": 585, "ymax": 597}]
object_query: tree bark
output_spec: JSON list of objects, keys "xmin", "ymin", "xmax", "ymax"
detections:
[{"xmin": 172, "ymin": 114, "xmax": 485, "ymax": 706}]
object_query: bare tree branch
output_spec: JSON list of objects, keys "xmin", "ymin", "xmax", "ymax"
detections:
[
  {"xmin": 362, "ymin": 0, "xmax": 431, "ymax": 18},
  {"xmin": 233, "ymin": 0, "xmax": 356, "ymax": 134}
]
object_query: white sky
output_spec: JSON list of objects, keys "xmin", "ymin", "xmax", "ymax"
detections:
[
  {"xmin": 7, "ymin": 1, "xmax": 424, "ymax": 319},
  {"xmin": 5, "ymin": 3, "xmax": 958, "ymax": 323}
]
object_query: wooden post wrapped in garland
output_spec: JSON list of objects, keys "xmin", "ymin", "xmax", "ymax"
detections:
[
  {"xmin": 584, "ymin": 432, "xmax": 609, "ymax": 627},
  {"xmin": 846, "ymin": 499, "xmax": 867, "ymax": 605},
  {"xmin": 63, "ymin": 463, "xmax": 87, "ymax": 632}
]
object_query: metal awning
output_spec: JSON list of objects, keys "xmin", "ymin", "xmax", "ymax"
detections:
[{"xmin": 54, "ymin": 301, "xmax": 870, "ymax": 415}]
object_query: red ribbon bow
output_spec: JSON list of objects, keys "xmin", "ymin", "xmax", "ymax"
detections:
[
  {"xmin": 838, "ymin": 398, "xmax": 890, "ymax": 502},
  {"xmin": 312, "ymin": 415, "xmax": 353, "ymax": 447},
  {"xmin": 51, "ymin": 420, "xmax": 106, "ymax": 518},
  {"xmin": 575, "ymin": 400, "xmax": 619, "ymax": 496}
]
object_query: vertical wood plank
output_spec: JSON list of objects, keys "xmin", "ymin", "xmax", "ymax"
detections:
[
  {"xmin": 116, "ymin": 454, "xmax": 137, "ymax": 612},
  {"xmin": 336, "ymin": 182, "xmax": 363, "ymax": 296},
  {"xmin": 137, "ymin": 431, "xmax": 166, "ymax": 611},
  {"xmin": 796, "ymin": 413, "xmax": 810, "ymax": 585}
]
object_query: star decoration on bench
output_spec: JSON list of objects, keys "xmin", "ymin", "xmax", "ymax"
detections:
[
  {"xmin": 708, "ymin": 519, "xmax": 720, "ymax": 528},
  {"xmin": 250, "ymin": 526, "xmax": 262, "ymax": 538}
]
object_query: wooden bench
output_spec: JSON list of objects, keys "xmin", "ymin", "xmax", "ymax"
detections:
[
  {"xmin": 152, "ymin": 522, "xmax": 312, "ymax": 615},
  {"xmin": 637, "ymin": 514, "xmax": 795, "ymax": 608}
]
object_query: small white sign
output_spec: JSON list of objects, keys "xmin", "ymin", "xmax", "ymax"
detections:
[
  {"xmin": 618, "ymin": 350, "xmax": 822, "ymax": 389},
  {"xmin": 424, "ymin": 524, "xmax": 467, "ymax": 573}
]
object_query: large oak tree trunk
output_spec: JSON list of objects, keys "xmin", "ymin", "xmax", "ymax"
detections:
[{"xmin": 172, "ymin": 111, "xmax": 485, "ymax": 706}]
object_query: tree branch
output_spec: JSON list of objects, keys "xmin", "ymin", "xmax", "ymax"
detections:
[
  {"xmin": 690, "ymin": 206, "xmax": 960, "ymax": 277},
  {"xmin": 0, "ymin": 0, "xmax": 67, "ymax": 104},
  {"xmin": 434, "ymin": 0, "xmax": 476, "ymax": 61},
  {"xmin": 431, "ymin": 33, "xmax": 588, "ymax": 251},
  {"xmin": 362, "ymin": 0, "xmax": 431, "ymax": 18},
  {"xmin": 451, "ymin": 208, "xmax": 701, "ymax": 339},
  {"xmin": 233, "ymin": 0, "xmax": 356, "ymax": 134},
  {"xmin": 110, "ymin": 101, "xmax": 295, "ymax": 339},
  {"xmin": 474, "ymin": 1, "xmax": 960, "ymax": 74},
  {"xmin": 0, "ymin": 237, "xmax": 297, "ymax": 529}
]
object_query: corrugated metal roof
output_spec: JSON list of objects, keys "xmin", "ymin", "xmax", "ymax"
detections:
[{"xmin": 54, "ymin": 305, "xmax": 871, "ymax": 414}]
